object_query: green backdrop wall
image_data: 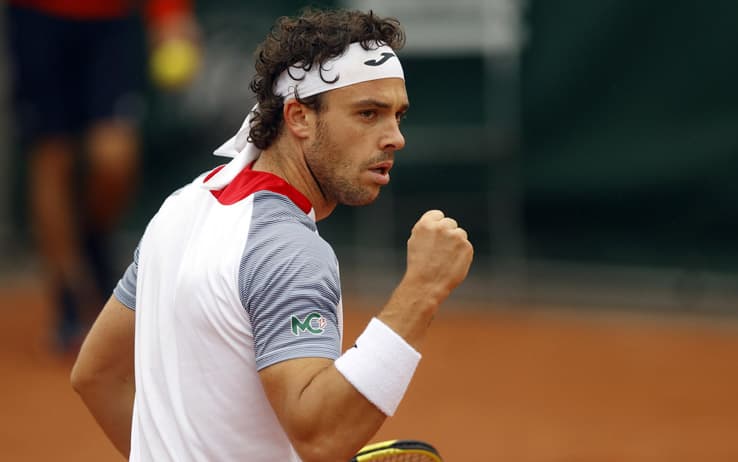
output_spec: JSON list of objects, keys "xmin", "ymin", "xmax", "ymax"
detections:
[
  {"xmin": 522, "ymin": 0, "xmax": 738, "ymax": 272},
  {"xmin": 8, "ymin": 0, "xmax": 738, "ymax": 278}
]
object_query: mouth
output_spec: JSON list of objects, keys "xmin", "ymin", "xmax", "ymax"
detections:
[
  {"xmin": 368, "ymin": 161, "xmax": 393, "ymax": 176},
  {"xmin": 366, "ymin": 161, "xmax": 393, "ymax": 186}
]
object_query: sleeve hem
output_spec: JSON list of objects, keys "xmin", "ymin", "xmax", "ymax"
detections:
[
  {"xmin": 113, "ymin": 290, "xmax": 136, "ymax": 311},
  {"xmin": 256, "ymin": 346, "xmax": 340, "ymax": 371}
]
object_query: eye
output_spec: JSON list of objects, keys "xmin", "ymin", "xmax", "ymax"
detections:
[
  {"xmin": 396, "ymin": 111, "xmax": 408, "ymax": 125},
  {"xmin": 359, "ymin": 109, "xmax": 377, "ymax": 120}
]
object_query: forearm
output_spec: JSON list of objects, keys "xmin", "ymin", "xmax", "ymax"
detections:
[
  {"xmin": 74, "ymin": 377, "xmax": 135, "ymax": 458},
  {"xmin": 375, "ymin": 274, "xmax": 443, "ymax": 350}
]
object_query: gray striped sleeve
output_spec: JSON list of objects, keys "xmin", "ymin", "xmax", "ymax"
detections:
[
  {"xmin": 113, "ymin": 244, "xmax": 139, "ymax": 310},
  {"xmin": 240, "ymin": 193, "xmax": 341, "ymax": 371}
]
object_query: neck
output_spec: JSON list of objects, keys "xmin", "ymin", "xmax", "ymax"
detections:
[{"xmin": 252, "ymin": 137, "xmax": 336, "ymax": 221}]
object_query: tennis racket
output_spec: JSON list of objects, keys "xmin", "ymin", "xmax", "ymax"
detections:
[{"xmin": 350, "ymin": 439, "xmax": 443, "ymax": 461}]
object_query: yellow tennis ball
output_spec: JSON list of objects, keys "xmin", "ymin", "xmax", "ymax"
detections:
[{"xmin": 150, "ymin": 39, "xmax": 200, "ymax": 89}]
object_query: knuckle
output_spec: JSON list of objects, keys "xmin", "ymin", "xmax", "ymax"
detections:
[{"xmin": 424, "ymin": 209, "xmax": 444, "ymax": 220}]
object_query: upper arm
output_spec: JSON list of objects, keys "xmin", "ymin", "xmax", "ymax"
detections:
[
  {"xmin": 258, "ymin": 356, "xmax": 336, "ymax": 416},
  {"xmin": 71, "ymin": 295, "xmax": 135, "ymax": 388},
  {"xmin": 239, "ymin": 218, "xmax": 342, "ymax": 371},
  {"xmin": 257, "ymin": 352, "xmax": 386, "ymax": 462}
]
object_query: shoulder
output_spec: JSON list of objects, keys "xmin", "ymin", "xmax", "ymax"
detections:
[
  {"xmin": 247, "ymin": 191, "xmax": 334, "ymax": 262},
  {"xmin": 239, "ymin": 192, "xmax": 339, "ymax": 303}
]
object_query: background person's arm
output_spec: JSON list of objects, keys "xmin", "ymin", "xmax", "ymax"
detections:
[
  {"xmin": 259, "ymin": 210, "xmax": 473, "ymax": 462},
  {"xmin": 71, "ymin": 296, "xmax": 135, "ymax": 458}
]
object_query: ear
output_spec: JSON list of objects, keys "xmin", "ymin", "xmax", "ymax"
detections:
[{"xmin": 282, "ymin": 99, "xmax": 314, "ymax": 140}]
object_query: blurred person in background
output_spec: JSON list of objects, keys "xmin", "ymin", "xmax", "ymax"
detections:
[{"xmin": 5, "ymin": 0, "xmax": 200, "ymax": 352}]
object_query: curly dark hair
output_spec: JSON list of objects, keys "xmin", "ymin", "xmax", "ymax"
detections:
[{"xmin": 248, "ymin": 8, "xmax": 406, "ymax": 150}]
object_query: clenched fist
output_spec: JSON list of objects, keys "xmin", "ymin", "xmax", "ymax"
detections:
[
  {"xmin": 377, "ymin": 210, "xmax": 474, "ymax": 347},
  {"xmin": 404, "ymin": 210, "xmax": 474, "ymax": 306}
]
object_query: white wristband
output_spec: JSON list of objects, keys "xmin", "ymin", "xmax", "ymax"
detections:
[{"xmin": 334, "ymin": 317, "xmax": 422, "ymax": 416}]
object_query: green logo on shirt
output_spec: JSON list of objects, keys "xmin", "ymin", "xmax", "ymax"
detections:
[{"xmin": 291, "ymin": 312, "xmax": 327, "ymax": 336}]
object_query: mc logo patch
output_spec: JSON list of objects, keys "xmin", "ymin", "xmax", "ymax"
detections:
[{"xmin": 291, "ymin": 312, "xmax": 327, "ymax": 336}]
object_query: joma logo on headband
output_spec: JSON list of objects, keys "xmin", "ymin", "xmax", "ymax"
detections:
[{"xmin": 364, "ymin": 52, "xmax": 396, "ymax": 67}]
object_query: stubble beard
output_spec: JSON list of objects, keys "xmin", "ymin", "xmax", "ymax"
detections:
[{"xmin": 305, "ymin": 119, "xmax": 382, "ymax": 207}]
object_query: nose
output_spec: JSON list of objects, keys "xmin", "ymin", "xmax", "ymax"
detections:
[{"xmin": 381, "ymin": 119, "xmax": 405, "ymax": 152}]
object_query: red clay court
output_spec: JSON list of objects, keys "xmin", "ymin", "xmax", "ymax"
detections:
[{"xmin": 2, "ymin": 276, "xmax": 738, "ymax": 461}]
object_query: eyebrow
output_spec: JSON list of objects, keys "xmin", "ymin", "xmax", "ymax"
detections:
[{"xmin": 352, "ymin": 98, "xmax": 410, "ymax": 113}]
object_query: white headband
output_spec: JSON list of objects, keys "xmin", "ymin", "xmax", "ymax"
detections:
[
  {"xmin": 274, "ymin": 41, "xmax": 404, "ymax": 102},
  {"xmin": 203, "ymin": 42, "xmax": 404, "ymax": 190}
]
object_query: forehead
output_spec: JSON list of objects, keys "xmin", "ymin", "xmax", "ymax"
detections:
[{"xmin": 323, "ymin": 78, "xmax": 409, "ymax": 108}]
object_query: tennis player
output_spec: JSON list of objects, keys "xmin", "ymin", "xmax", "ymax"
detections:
[{"xmin": 71, "ymin": 8, "xmax": 473, "ymax": 462}]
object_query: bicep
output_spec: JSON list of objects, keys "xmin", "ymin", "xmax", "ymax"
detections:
[
  {"xmin": 258, "ymin": 357, "xmax": 365, "ymax": 433},
  {"xmin": 259, "ymin": 357, "xmax": 334, "ymax": 413},
  {"xmin": 258, "ymin": 356, "xmax": 386, "ymax": 461},
  {"xmin": 72, "ymin": 295, "xmax": 135, "ymax": 385}
]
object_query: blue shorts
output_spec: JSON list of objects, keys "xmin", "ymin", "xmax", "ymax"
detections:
[{"xmin": 6, "ymin": 6, "xmax": 146, "ymax": 143}]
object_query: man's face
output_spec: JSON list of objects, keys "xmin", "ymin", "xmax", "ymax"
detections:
[{"xmin": 304, "ymin": 77, "xmax": 409, "ymax": 206}]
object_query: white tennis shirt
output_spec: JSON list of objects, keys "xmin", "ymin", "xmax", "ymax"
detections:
[{"xmin": 114, "ymin": 164, "xmax": 343, "ymax": 461}]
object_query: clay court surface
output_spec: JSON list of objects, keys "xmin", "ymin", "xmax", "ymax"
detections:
[{"xmin": 2, "ymin": 276, "xmax": 738, "ymax": 461}]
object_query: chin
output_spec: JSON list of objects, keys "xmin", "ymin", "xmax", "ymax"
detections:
[
  {"xmin": 344, "ymin": 197, "xmax": 379, "ymax": 207},
  {"xmin": 340, "ymin": 190, "xmax": 381, "ymax": 207}
]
